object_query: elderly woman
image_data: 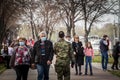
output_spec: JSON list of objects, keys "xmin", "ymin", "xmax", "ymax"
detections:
[
  {"xmin": 10, "ymin": 37, "xmax": 31, "ymax": 80},
  {"xmin": 72, "ymin": 35, "xmax": 84, "ymax": 75}
]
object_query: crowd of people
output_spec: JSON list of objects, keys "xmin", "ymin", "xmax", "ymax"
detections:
[{"xmin": 0, "ymin": 31, "xmax": 120, "ymax": 80}]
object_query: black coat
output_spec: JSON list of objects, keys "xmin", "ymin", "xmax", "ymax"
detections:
[
  {"xmin": 72, "ymin": 42, "xmax": 84, "ymax": 65},
  {"xmin": 31, "ymin": 40, "xmax": 54, "ymax": 65},
  {"xmin": 112, "ymin": 45, "xmax": 120, "ymax": 58}
]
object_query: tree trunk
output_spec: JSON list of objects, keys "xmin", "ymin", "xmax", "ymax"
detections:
[
  {"xmin": 30, "ymin": 21, "xmax": 35, "ymax": 39},
  {"xmin": 49, "ymin": 31, "xmax": 52, "ymax": 40},
  {"xmin": 67, "ymin": 26, "xmax": 72, "ymax": 37},
  {"xmin": 84, "ymin": 32, "xmax": 88, "ymax": 43},
  {"xmin": 72, "ymin": 24, "xmax": 76, "ymax": 36},
  {"xmin": 0, "ymin": 16, "xmax": 6, "ymax": 46},
  {"xmin": 30, "ymin": 10, "xmax": 35, "ymax": 39}
]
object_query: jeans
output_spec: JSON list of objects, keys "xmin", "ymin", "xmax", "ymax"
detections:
[
  {"xmin": 101, "ymin": 51, "xmax": 108, "ymax": 70},
  {"xmin": 15, "ymin": 65, "xmax": 29, "ymax": 80},
  {"xmin": 37, "ymin": 64, "xmax": 50, "ymax": 80},
  {"xmin": 85, "ymin": 56, "xmax": 93, "ymax": 74}
]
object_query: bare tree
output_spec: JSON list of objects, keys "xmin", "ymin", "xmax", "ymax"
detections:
[
  {"xmin": 0, "ymin": 0, "xmax": 25, "ymax": 45},
  {"xmin": 56, "ymin": 0, "xmax": 82, "ymax": 37},
  {"xmin": 80, "ymin": 0, "xmax": 117, "ymax": 43}
]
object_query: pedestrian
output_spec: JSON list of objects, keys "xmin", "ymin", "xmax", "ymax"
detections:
[
  {"xmin": 111, "ymin": 41, "xmax": 120, "ymax": 70},
  {"xmin": 65, "ymin": 35, "xmax": 72, "ymax": 43},
  {"xmin": 1, "ymin": 45, "xmax": 11, "ymax": 69},
  {"xmin": 27, "ymin": 38, "xmax": 35, "ymax": 47},
  {"xmin": 31, "ymin": 31, "xmax": 54, "ymax": 80},
  {"xmin": 8, "ymin": 43, "xmax": 14, "ymax": 57},
  {"xmin": 9, "ymin": 37, "xmax": 31, "ymax": 80},
  {"xmin": 72, "ymin": 35, "xmax": 84, "ymax": 75},
  {"xmin": 99, "ymin": 35, "xmax": 109, "ymax": 71},
  {"xmin": 84, "ymin": 42, "xmax": 94, "ymax": 75},
  {"xmin": 54, "ymin": 31, "xmax": 75, "ymax": 80}
]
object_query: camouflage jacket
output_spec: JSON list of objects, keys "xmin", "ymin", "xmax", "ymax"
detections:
[{"xmin": 54, "ymin": 39, "xmax": 75, "ymax": 65}]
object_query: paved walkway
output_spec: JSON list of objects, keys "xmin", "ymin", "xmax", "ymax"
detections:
[{"xmin": 0, "ymin": 63, "xmax": 120, "ymax": 80}]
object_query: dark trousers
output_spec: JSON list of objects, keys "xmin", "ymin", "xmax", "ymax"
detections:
[
  {"xmin": 36, "ymin": 64, "xmax": 50, "ymax": 80},
  {"xmin": 85, "ymin": 56, "xmax": 93, "ymax": 74},
  {"xmin": 15, "ymin": 65, "xmax": 29, "ymax": 80},
  {"xmin": 75, "ymin": 63, "xmax": 82, "ymax": 74},
  {"xmin": 4, "ymin": 56, "xmax": 11, "ymax": 69},
  {"xmin": 112, "ymin": 56, "xmax": 119, "ymax": 69}
]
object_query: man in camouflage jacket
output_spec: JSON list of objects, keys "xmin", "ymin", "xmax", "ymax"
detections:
[{"xmin": 54, "ymin": 31, "xmax": 75, "ymax": 80}]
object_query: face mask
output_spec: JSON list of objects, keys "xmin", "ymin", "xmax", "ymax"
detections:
[
  {"xmin": 19, "ymin": 42, "xmax": 25, "ymax": 46},
  {"xmin": 41, "ymin": 37, "xmax": 47, "ymax": 42}
]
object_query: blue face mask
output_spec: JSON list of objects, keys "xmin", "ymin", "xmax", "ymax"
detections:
[
  {"xmin": 41, "ymin": 37, "xmax": 47, "ymax": 42},
  {"xmin": 19, "ymin": 42, "xmax": 25, "ymax": 46}
]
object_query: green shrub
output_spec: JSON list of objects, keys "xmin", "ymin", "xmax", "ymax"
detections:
[{"xmin": 0, "ymin": 64, "xmax": 6, "ymax": 74}]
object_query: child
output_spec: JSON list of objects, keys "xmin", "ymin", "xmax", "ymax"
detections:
[{"xmin": 84, "ymin": 42, "xmax": 94, "ymax": 75}]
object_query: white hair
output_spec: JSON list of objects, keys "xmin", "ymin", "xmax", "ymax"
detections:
[{"xmin": 38, "ymin": 31, "xmax": 47, "ymax": 36}]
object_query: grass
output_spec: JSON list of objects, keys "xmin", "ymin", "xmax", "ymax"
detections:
[
  {"xmin": 108, "ymin": 70, "xmax": 120, "ymax": 77},
  {"xmin": 0, "ymin": 63, "xmax": 6, "ymax": 74},
  {"xmin": 93, "ymin": 55, "xmax": 120, "ymax": 78},
  {"xmin": 92, "ymin": 55, "xmax": 114, "ymax": 64}
]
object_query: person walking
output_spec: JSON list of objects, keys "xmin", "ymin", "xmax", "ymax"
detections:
[
  {"xmin": 9, "ymin": 37, "xmax": 31, "ymax": 80},
  {"xmin": 31, "ymin": 31, "xmax": 54, "ymax": 80},
  {"xmin": 72, "ymin": 35, "xmax": 84, "ymax": 75},
  {"xmin": 111, "ymin": 41, "xmax": 120, "ymax": 70},
  {"xmin": 99, "ymin": 35, "xmax": 109, "ymax": 71},
  {"xmin": 84, "ymin": 42, "xmax": 94, "ymax": 75},
  {"xmin": 54, "ymin": 31, "xmax": 75, "ymax": 80},
  {"xmin": 1, "ymin": 45, "xmax": 11, "ymax": 69}
]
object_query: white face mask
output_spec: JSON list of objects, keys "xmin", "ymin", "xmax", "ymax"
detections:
[
  {"xmin": 41, "ymin": 37, "xmax": 47, "ymax": 42},
  {"xmin": 19, "ymin": 42, "xmax": 25, "ymax": 46}
]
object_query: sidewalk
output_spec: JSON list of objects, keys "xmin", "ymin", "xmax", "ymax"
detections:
[{"xmin": 0, "ymin": 63, "xmax": 120, "ymax": 80}]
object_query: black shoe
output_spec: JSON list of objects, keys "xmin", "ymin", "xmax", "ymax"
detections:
[
  {"xmin": 111, "ymin": 67, "xmax": 114, "ymax": 70},
  {"xmin": 79, "ymin": 72, "xmax": 82, "ymax": 75},
  {"xmin": 84, "ymin": 73, "xmax": 88, "ymax": 75},
  {"xmin": 75, "ymin": 73, "xmax": 78, "ymax": 75},
  {"xmin": 90, "ymin": 73, "xmax": 93, "ymax": 76}
]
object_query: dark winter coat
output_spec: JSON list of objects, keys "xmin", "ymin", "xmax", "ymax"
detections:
[
  {"xmin": 112, "ymin": 44, "xmax": 120, "ymax": 58},
  {"xmin": 99, "ymin": 39, "xmax": 109, "ymax": 52},
  {"xmin": 72, "ymin": 41, "xmax": 84, "ymax": 65},
  {"xmin": 31, "ymin": 40, "xmax": 54, "ymax": 65}
]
